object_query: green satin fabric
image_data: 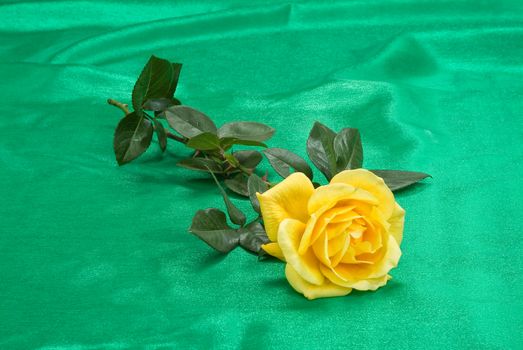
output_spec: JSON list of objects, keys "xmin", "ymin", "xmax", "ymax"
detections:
[{"xmin": 1, "ymin": 1, "xmax": 522, "ymax": 349}]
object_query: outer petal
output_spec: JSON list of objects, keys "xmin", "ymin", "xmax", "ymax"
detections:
[
  {"xmin": 286, "ymin": 264, "xmax": 352, "ymax": 300},
  {"xmin": 278, "ymin": 219, "xmax": 324, "ymax": 285},
  {"xmin": 257, "ymin": 172, "xmax": 314, "ymax": 241},
  {"xmin": 308, "ymin": 183, "xmax": 378, "ymax": 215},
  {"xmin": 330, "ymin": 169, "xmax": 395, "ymax": 218},
  {"xmin": 389, "ymin": 202, "xmax": 405, "ymax": 245},
  {"xmin": 261, "ymin": 242, "xmax": 285, "ymax": 261},
  {"xmin": 320, "ymin": 265, "xmax": 390, "ymax": 291}
]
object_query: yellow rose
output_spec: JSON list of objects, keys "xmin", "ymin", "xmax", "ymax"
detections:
[{"xmin": 257, "ymin": 169, "xmax": 405, "ymax": 300}]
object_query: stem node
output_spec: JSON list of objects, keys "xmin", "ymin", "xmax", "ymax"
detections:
[{"xmin": 107, "ymin": 99, "xmax": 130, "ymax": 115}]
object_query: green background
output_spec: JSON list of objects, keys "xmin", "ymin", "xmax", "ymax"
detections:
[{"xmin": 1, "ymin": 0, "xmax": 522, "ymax": 349}]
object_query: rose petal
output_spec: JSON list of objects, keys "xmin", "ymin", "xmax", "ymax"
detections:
[
  {"xmin": 330, "ymin": 232, "xmax": 352, "ymax": 267},
  {"xmin": 312, "ymin": 232, "xmax": 331, "ymax": 266},
  {"xmin": 308, "ymin": 183, "xmax": 378, "ymax": 215},
  {"xmin": 325, "ymin": 221, "xmax": 352, "ymax": 240},
  {"xmin": 389, "ymin": 202, "xmax": 405, "ymax": 245},
  {"xmin": 329, "ymin": 235, "xmax": 402, "ymax": 284},
  {"xmin": 257, "ymin": 172, "xmax": 314, "ymax": 241},
  {"xmin": 261, "ymin": 242, "xmax": 285, "ymax": 261},
  {"xmin": 278, "ymin": 218, "xmax": 324, "ymax": 285},
  {"xmin": 299, "ymin": 211, "xmax": 328, "ymax": 254},
  {"xmin": 321, "ymin": 264, "xmax": 390, "ymax": 291},
  {"xmin": 329, "ymin": 208, "xmax": 361, "ymax": 224},
  {"xmin": 285, "ymin": 264, "xmax": 352, "ymax": 300},
  {"xmin": 330, "ymin": 169, "xmax": 395, "ymax": 218}
]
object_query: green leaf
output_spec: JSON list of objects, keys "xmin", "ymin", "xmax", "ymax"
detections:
[
  {"xmin": 177, "ymin": 158, "xmax": 223, "ymax": 173},
  {"xmin": 334, "ymin": 128, "xmax": 363, "ymax": 172},
  {"xmin": 370, "ymin": 170, "xmax": 431, "ymax": 191},
  {"xmin": 238, "ymin": 221, "xmax": 270, "ymax": 255},
  {"xmin": 208, "ymin": 170, "xmax": 246, "ymax": 227},
  {"xmin": 113, "ymin": 112, "xmax": 153, "ymax": 165},
  {"xmin": 263, "ymin": 148, "xmax": 313, "ymax": 179},
  {"xmin": 186, "ymin": 132, "xmax": 221, "ymax": 151},
  {"xmin": 189, "ymin": 208, "xmax": 241, "ymax": 253},
  {"xmin": 165, "ymin": 106, "xmax": 217, "ymax": 138},
  {"xmin": 132, "ymin": 56, "xmax": 182, "ymax": 115},
  {"xmin": 143, "ymin": 97, "xmax": 176, "ymax": 112},
  {"xmin": 153, "ymin": 119, "xmax": 167, "ymax": 152},
  {"xmin": 219, "ymin": 137, "xmax": 268, "ymax": 150},
  {"xmin": 306, "ymin": 122, "xmax": 337, "ymax": 181},
  {"xmin": 224, "ymin": 173, "xmax": 249, "ymax": 197},
  {"xmin": 247, "ymin": 173, "xmax": 268, "ymax": 214},
  {"xmin": 233, "ymin": 150, "xmax": 262, "ymax": 169},
  {"xmin": 218, "ymin": 122, "xmax": 275, "ymax": 142}
]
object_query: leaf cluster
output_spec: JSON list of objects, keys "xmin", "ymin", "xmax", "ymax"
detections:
[
  {"xmin": 305, "ymin": 121, "xmax": 430, "ymax": 189},
  {"xmin": 189, "ymin": 172, "xmax": 270, "ymax": 255},
  {"xmin": 111, "ymin": 56, "xmax": 275, "ymax": 195},
  {"xmin": 113, "ymin": 55, "xmax": 182, "ymax": 165}
]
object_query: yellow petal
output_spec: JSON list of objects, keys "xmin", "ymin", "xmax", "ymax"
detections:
[
  {"xmin": 308, "ymin": 183, "xmax": 378, "ymax": 215},
  {"xmin": 285, "ymin": 264, "xmax": 352, "ymax": 300},
  {"xmin": 322, "ymin": 235, "xmax": 402, "ymax": 291},
  {"xmin": 278, "ymin": 219, "xmax": 324, "ymax": 285},
  {"xmin": 330, "ymin": 233, "xmax": 352, "ymax": 267},
  {"xmin": 328, "ymin": 230, "xmax": 350, "ymax": 255},
  {"xmin": 299, "ymin": 206, "xmax": 331, "ymax": 254},
  {"xmin": 326, "ymin": 221, "xmax": 352, "ymax": 240},
  {"xmin": 330, "ymin": 169, "xmax": 395, "ymax": 218},
  {"xmin": 330, "ymin": 208, "xmax": 361, "ymax": 224},
  {"xmin": 257, "ymin": 172, "xmax": 314, "ymax": 241},
  {"xmin": 299, "ymin": 205, "xmax": 360, "ymax": 255},
  {"xmin": 321, "ymin": 264, "xmax": 390, "ymax": 291},
  {"xmin": 312, "ymin": 232, "xmax": 331, "ymax": 266},
  {"xmin": 261, "ymin": 242, "xmax": 285, "ymax": 261},
  {"xmin": 389, "ymin": 202, "xmax": 405, "ymax": 245}
]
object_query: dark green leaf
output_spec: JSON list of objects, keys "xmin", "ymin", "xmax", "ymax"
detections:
[
  {"xmin": 263, "ymin": 148, "xmax": 313, "ymax": 179},
  {"xmin": 370, "ymin": 170, "xmax": 431, "ymax": 191},
  {"xmin": 238, "ymin": 221, "xmax": 270, "ymax": 255},
  {"xmin": 208, "ymin": 170, "xmax": 246, "ymax": 227},
  {"xmin": 224, "ymin": 173, "xmax": 249, "ymax": 197},
  {"xmin": 177, "ymin": 158, "xmax": 223, "ymax": 173},
  {"xmin": 113, "ymin": 112, "xmax": 153, "ymax": 165},
  {"xmin": 154, "ymin": 97, "xmax": 182, "ymax": 117},
  {"xmin": 189, "ymin": 208, "xmax": 241, "ymax": 253},
  {"xmin": 334, "ymin": 128, "xmax": 363, "ymax": 171},
  {"xmin": 186, "ymin": 132, "xmax": 221, "ymax": 151},
  {"xmin": 220, "ymin": 137, "xmax": 268, "ymax": 150},
  {"xmin": 165, "ymin": 106, "xmax": 217, "ymax": 138},
  {"xmin": 306, "ymin": 122, "xmax": 337, "ymax": 181},
  {"xmin": 233, "ymin": 150, "xmax": 262, "ymax": 169},
  {"xmin": 153, "ymin": 119, "xmax": 167, "ymax": 152},
  {"xmin": 132, "ymin": 56, "xmax": 182, "ymax": 114},
  {"xmin": 223, "ymin": 153, "xmax": 240, "ymax": 167},
  {"xmin": 247, "ymin": 173, "xmax": 268, "ymax": 214},
  {"xmin": 143, "ymin": 97, "xmax": 176, "ymax": 112},
  {"xmin": 218, "ymin": 122, "xmax": 275, "ymax": 142}
]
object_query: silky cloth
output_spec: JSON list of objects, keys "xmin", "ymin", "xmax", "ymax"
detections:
[{"xmin": 0, "ymin": 1, "xmax": 522, "ymax": 349}]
